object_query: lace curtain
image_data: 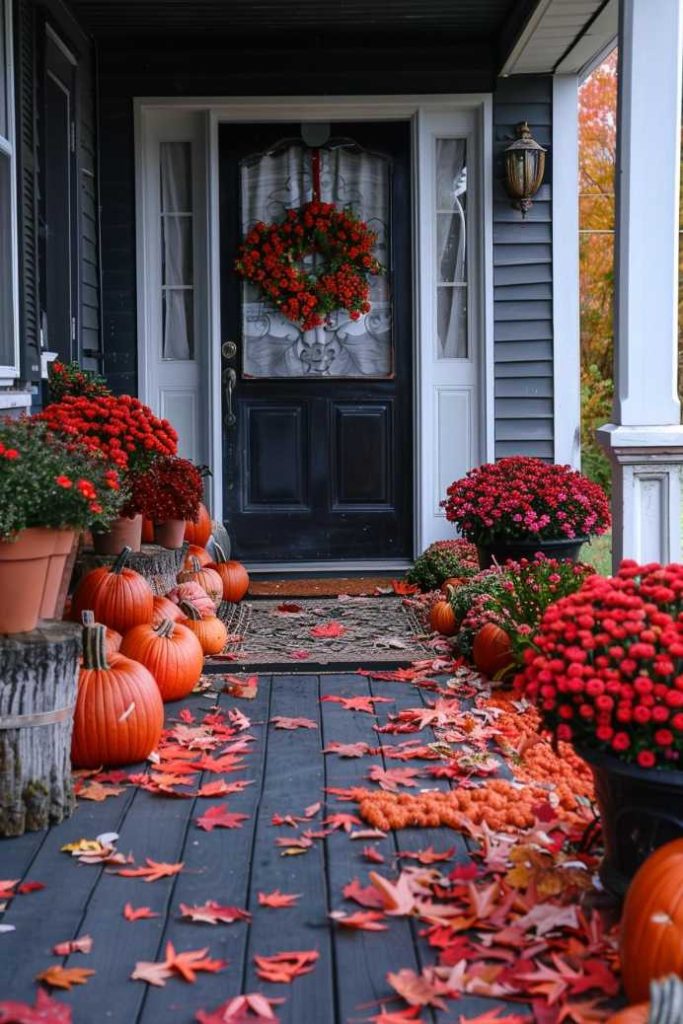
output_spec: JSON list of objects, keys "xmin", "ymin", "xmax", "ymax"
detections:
[
  {"xmin": 160, "ymin": 141, "xmax": 194, "ymax": 361},
  {"xmin": 435, "ymin": 139, "xmax": 467, "ymax": 359},
  {"xmin": 239, "ymin": 142, "xmax": 393, "ymax": 378}
]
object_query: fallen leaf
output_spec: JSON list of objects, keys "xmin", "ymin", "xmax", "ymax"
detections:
[
  {"xmin": 363, "ymin": 1007, "xmax": 426, "ymax": 1024},
  {"xmin": 0, "ymin": 880, "xmax": 17, "ymax": 901},
  {"xmin": 179, "ymin": 901, "xmax": 251, "ymax": 925},
  {"xmin": 115, "ymin": 858, "xmax": 184, "ymax": 882},
  {"xmin": 343, "ymin": 878, "xmax": 385, "ymax": 909},
  {"xmin": 289, "ymin": 649, "xmax": 311, "ymax": 660},
  {"xmin": 270, "ymin": 716, "xmax": 318, "ymax": 730},
  {"xmin": 367, "ymin": 765, "xmax": 421, "ymax": 791},
  {"xmin": 322, "ymin": 695, "xmax": 393, "ymax": 714},
  {"xmin": 35, "ymin": 966, "xmax": 95, "ymax": 990},
  {"xmin": 310, "ymin": 621, "xmax": 346, "ymax": 638},
  {"xmin": 363, "ymin": 846, "xmax": 385, "ymax": 864},
  {"xmin": 76, "ymin": 781, "xmax": 125, "ymax": 802},
  {"xmin": 323, "ymin": 813, "xmax": 362, "ymax": 833},
  {"xmin": 165, "ymin": 941, "xmax": 227, "ymax": 982},
  {"xmin": 398, "ymin": 846, "xmax": 456, "ymax": 865},
  {"xmin": 0, "ymin": 990, "xmax": 73, "ymax": 1024},
  {"xmin": 458, "ymin": 1011, "xmax": 532, "ymax": 1024},
  {"xmin": 130, "ymin": 960, "xmax": 174, "ymax": 987},
  {"xmin": 277, "ymin": 602, "xmax": 303, "ymax": 613},
  {"xmin": 387, "ymin": 967, "xmax": 452, "ymax": 1011},
  {"xmin": 254, "ymin": 950, "xmax": 319, "ymax": 984},
  {"xmin": 123, "ymin": 903, "xmax": 160, "ymax": 921},
  {"xmin": 329, "ymin": 910, "xmax": 387, "ymax": 931},
  {"xmin": 16, "ymin": 881, "xmax": 45, "ymax": 894},
  {"xmin": 258, "ymin": 890, "xmax": 301, "ymax": 908},
  {"xmin": 304, "ymin": 802, "xmax": 321, "ymax": 818},
  {"xmin": 196, "ymin": 993, "xmax": 284, "ymax": 1023},
  {"xmin": 391, "ymin": 580, "xmax": 421, "ymax": 595},
  {"xmin": 52, "ymin": 936, "xmax": 93, "ymax": 955},
  {"xmin": 196, "ymin": 804, "xmax": 248, "ymax": 831},
  {"xmin": 197, "ymin": 779, "xmax": 254, "ymax": 798},
  {"xmin": 323, "ymin": 741, "xmax": 373, "ymax": 757}
]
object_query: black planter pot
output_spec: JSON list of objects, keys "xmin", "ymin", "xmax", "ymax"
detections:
[
  {"xmin": 580, "ymin": 746, "xmax": 683, "ymax": 899},
  {"xmin": 476, "ymin": 535, "xmax": 587, "ymax": 570}
]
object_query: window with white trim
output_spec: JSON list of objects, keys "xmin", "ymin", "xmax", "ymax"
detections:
[
  {"xmin": 435, "ymin": 137, "xmax": 468, "ymax": 359},
  {"xmin": 0, "ymin": 0, "xmax": 19, "ymax": 377}
]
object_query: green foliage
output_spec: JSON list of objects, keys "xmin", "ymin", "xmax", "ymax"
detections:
[
  {"xmin": 406, "ymin": 539, "xmax": 479, "ymax": 592},
  {"xmin": 580, "ymin": 364, "xmax": 613, "ymax": 493},
  {"xmin": 448, "ymin": 569, "xmax": 508, "ymax": 657},
  {"xmin": 47, "ymin": 360, "xmax": 111, "ymax": 403}
]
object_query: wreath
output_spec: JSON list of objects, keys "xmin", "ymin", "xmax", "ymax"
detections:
[{"xmin": 235, "ymin": 200, "xmax": 384, "ymax": 331}]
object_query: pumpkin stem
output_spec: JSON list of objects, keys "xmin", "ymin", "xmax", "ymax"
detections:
[
  {"xmin": 82, "ymin": 617, "xmax": 110, "ymax": 671},
  {"xmin": 189, "ymin": 556, "xmax": 201, "ymax": 572},
  {"xmin": 81, "ymin": 610, "xmax": 96, "ymax": 627},
  {"xmin": 213, "ymin": 543, "xmax": 227, "ymax": 565},
  {"xmin": 153, "ymin": 618, "xmax": 176, "ymax": 638},
  {"xmin": 179, "ymin": 600, "xmax": 202, "ymax": 621},
  {"xmin": 111, "ymin": 547, "xmax": 132, "ymax": 575}
]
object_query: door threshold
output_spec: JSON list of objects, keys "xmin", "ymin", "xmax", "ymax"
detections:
[{"xmin": 243, "ymin": 559, "xmax": 412, "ymax": 575}]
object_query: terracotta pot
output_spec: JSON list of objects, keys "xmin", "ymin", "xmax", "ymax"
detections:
[
  {"xmin": 40, "ymin": 529, "xmax": 78, "ymax": 619},
  {"xmin": 92, "ymin": 515, "xmax": 143, "ymax": 555},
  {"xmin": 154, "ymin": 519, "xmax": 186, "ymax": 549},
  {"xmin": 0, "ymin": 528, "xmax": 56, "ymax": 634},
  {"xmin": 141, "ymin": 518, "xmax": 155, "ymax": 544}
]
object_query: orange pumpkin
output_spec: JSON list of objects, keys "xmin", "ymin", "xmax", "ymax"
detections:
[
  {"xmin": 177, "ymin": 557, "xmax": 223, "ymax": 605},
  {"xmin": 605, "ymin": 1007, "xmax": 649, "ymax": 1024},
  {"xmin": 472, "ymin": 623, "xmax": 514, "ymax": 678},
  {"xmin": 72, "ymin": 614, "xmax": 163, "ymax": 768},
  {"xmin": 184, "ymin": 502, "xmax": 212, "ymax": 547},
  {"xmin": 179, "ymin": 600, "xmax": 228, "ymax": 655},
  {"xmin": 620, "ymin": 838, "xmax": 683, "ymax": 1004},
  {"xmin": 440, "ymin": 576, "xmax": 466, "ymax": 595},
  {"xmin": 429, "ymin": 600, "xmax": 457, "ymax": 636},
  {"xmin": 207, "ymin": 544, "xmax": 249, "ymax": 602},
  {"xmin": 167, "ymin": 581, "xmax": 217, "ymax": 617},
  {"xmin": 71, "ymin": 547, "xmax": 154, "ymax": 634},
  {"xmin": 120, "ymin": 617, "xmax": 204, "ymax": 702},
  {"xmin": 152, "ymin": 594, "xmax": 186, "ymax": 627},
  {"xmin": 182, "ymin": 544, "xmax": 212, "ymax": 570}
]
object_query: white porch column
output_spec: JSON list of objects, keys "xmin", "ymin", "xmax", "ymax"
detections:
[{"xmin": 597, "ymin": 0, "xmax": 683, "ymax": 568}]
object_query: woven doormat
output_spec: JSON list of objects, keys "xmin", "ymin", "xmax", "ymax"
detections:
[
  {"xmin": 248, "ymin": 577, "xmax": 397, "ymax": 598},
  {"xmin": 210, "ymin": 596, "xmax": 431, "ymax": 672}
]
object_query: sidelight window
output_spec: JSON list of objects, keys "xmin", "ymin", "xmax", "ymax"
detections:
[
  {"xmin": 0, "ymin": 0, "xmax": 19, "ymax": 377},
  {"xmin": 435, "ymin": 138, "xmax": 468, "ymax": 359},
  {"xmin": 160, "ymin": 140, "xmax": 194, "ymax": 360}
]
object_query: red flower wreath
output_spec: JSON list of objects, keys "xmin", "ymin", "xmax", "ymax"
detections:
[{"xmin": 235, "ymin": 200, "xmax": 384, "ymax": 331}]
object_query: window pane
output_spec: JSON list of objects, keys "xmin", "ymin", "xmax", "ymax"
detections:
[
  {"xmin": 437, "ymin": 286, "xmax": 467, "ymax": 359},
  {"xmin": 0, "ymin": 0, "xmax": 7, "ymax": 141},
  {"xmin": 162, "ymin": 216, "xmax": 193, "ymax": 285},
  {"xmin": 163, "ymin": 289, "xmax": 194, "ymax": 360},
  {"xmin": 160, "ymin": 141, "xmax": 192, "ymax": 212},
  {"xmin": 437, "ymin": 213, "xmax": 466, "ymax": 284},
  {"xmin": 435, "ymin": 138, "xmax": 467, "ymax": 210},
  {"xmin": 0, "ymin": 152, "xmax": 14, "ymax": 366}
]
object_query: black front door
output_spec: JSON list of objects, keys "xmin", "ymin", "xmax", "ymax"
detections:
[{"xmin": 219, "ymin": 121, "xmax": 412, "ymax": 563}]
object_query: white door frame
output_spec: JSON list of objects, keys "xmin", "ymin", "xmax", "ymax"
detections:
[{"xmin": 135, "ymin": 94, "xmax": 494, "ymax": 570}]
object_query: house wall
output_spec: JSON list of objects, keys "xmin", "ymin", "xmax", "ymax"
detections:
[{"xmin": 14, "ymin": 0, "xmax": 102, "ymax": 383}]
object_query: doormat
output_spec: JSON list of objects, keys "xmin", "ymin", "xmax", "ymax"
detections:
[
  {"xmin": 248, "ymin": 577, "xmax": 397, "ymax": 598},
  {"xmin": 210, "ymin": 596, "xmax": 431, "ymax": 672}
]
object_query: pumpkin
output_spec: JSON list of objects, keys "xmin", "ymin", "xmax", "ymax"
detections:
[
  {"xmin": 429, "ymin": 600, "xmax": 457, "ymax": 636},
  {"xmin": 71, "ymin": 613, "xmax": 163, "ymax": 768},
  {"xmin": 620, "ymin": 838, "xmax": 683, "ymax": 1004},
  {"xmin": 184, "ymin": 502, "xmax": 212, "ymax": 547},
  {"xmin": 141, "ymin": 518, "xmax": 155, "ymax": 544},
  {"xmin": 152, "ymin": 594, "xmax": 185, "ymax": 627},
  {"xmin": 606, "ymin": 1007, "xmax": 649, "ymax": 1024},
  {"xmin": 472, "ymin": 623, "xmax": 514, "ymax": 678},
  {"xmin": 207, "ymin": 544, "xmax": 249, "ymax": 602},
  {"xmin": 71, "ymin": 547, "xmax": 154, "ymax": 634},
  {"xmin": 120, "ymin": 617, "xmax": 204, "ymax": 702},
  {"xmin": 167, "ymin": 581, "xmax": 217, "ymax": 617},
  {"xmin": 182, "ymin": 544, "xmax": 212, "ymax": 570},
  {"xmin": 179, "ymin": 600, "xmax": 228, "ymax": 655},
  {"xmin": 440, "ymin": 576, "xmax": 466, "ymax": 595},
  {"xmin": 177, "ymin": 557, "xmax": 223, "ymax": 604}
]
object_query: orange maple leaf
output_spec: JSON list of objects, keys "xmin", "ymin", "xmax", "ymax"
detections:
[
  {"xmin": 254, "ymin": 950, "xmax": 319, "ymax": 984},
  {"xmin": 115, "ymin": 858, "xmax": 184, "ymax": 882},
  {"xmin": 123, "ymin": 903, "xmax": 160, "ymax": 921},
  {"xmin": 36, "ymin": 966, "xmax": 95, "ymax": 990},
  {"xmin": 328, "ymin": 910, "xmax": 387, "ymax": 931},
  {"xmin": 258, "ymin": 890, "xmax": 301, "ymax": 908}
]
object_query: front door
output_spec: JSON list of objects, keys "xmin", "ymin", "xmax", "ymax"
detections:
[{"xmin": 219, "ymin": 121, "xmax": 413, "ymax": 563}]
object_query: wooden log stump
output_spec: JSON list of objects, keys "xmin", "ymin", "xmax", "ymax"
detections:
[
  {"xmin": 75, "ymin": 543, "xmax": 186, "ymax": 596},
  {"xmin": 0, "ymin": 621, "xmax": 81, "ymax": 836}
]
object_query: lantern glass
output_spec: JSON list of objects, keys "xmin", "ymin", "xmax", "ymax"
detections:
[{"xmin": 504, "ymin": 122, "xmax": 546, "ymax": 217}]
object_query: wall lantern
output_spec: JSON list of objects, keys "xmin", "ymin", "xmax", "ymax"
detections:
[{"xmin": 504, "ymin": 121, "xmax": 547, "ymax": 217}]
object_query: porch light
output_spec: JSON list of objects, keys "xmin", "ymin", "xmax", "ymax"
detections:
[{"xmin": 503, "ymin": 121, "xmax": 546, "ymax": 217}]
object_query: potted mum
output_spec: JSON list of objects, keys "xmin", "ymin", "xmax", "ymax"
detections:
[
  {"xmin": 517, "ymin": 560, "xmax": 683, "ymax": 897},
  {"xmin": 442, "ymin": 456, "xmax": 611, "ymax": 569},
  {"xmin": 38, "ymin": 394, "xmax": 178, "ymax": 553},
  {"xmin": 126, "ymin": 456, "xmax": 204, "ymax": 549},
  {"xmin": 0, "ymin": 418, "xmax": 125, "ymax": 632}
]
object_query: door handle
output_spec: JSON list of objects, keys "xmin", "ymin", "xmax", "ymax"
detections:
[{"xmin": 224, "ymin": 367, "xmax": 237, "ymax": 428}]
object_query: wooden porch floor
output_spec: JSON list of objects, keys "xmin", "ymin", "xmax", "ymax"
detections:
[{"xmin": 0, "ymin": 672, "xmax": 521, "ymax": 1023}]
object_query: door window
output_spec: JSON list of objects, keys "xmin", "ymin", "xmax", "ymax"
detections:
[
  {"xmin": 160, "ymin": 140, "xmax": 195, "ymax": 360},
  {"xmin": 239, "ymin": 140, "xmax": 392, "ymax": 379},
  {"xmin": 435, "ymin": 138, "xmax": 468, "ymax": 359}
]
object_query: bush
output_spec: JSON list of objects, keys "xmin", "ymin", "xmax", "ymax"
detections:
[
  {"xmin": 580, "ymin": 364, "xmax": 613, "ymax": 494},
  {"xmin": 406, "ymin": 539, "xmax": 479, "ymax": 592}
]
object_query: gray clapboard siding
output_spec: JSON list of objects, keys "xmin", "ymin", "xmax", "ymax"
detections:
[{"xmin": 493, "ymin": 75, "xmax": 554, "ymax": 460}]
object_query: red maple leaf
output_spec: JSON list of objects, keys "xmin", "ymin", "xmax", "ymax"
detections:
[
  {"xmin": 310, "ymin": 621, "xmax": 346, "ymax": 638},
  {"xmin": 323, "ymin": 813, "xmax": 362, "ymax": 833},
  {"xmin": 363, "ymin": 1008, "xmax": 426, "ymax": 1024},
  {"xmin": 270, "ymin": 716, "xmax": 318, "ymax": 730},
  {"xmin": 289, "ymin": 649, "xmax": 311, "ymax": 660},
  {"xmin": 391, "ymin": 579, "xmax": 421, "ymax": 595},
  {"xmin": 342, "ymin": 878, "xmax": 385, "ymax": 909},
  {"xmin": 398, "ymin": 846, "xmax": 456, "ymax": 865},
  {"xmin": 367, "ymin": 765, "xmax": 421, "ymax": 791},
  {"xmin": 254, "ymin": 950, "xmax": 319, "ymax": 984},
  {"xmin": 277, "ymin": 602, "xmax": 303, "ymax": 613},
  {"xmin": 323, "ymin": 741, "xmax": 373, "ymax": 757},
  {"xmin": 196, "ymin": 804, "xmax": 248, "ymax": 831},
  {"xmin": 179, "ymin": 901, "xmax": 251, "ymax": 925},
  {"xmin": 329, "ymin": 910, "xmax": 387, "ymax": 931},
  {"xmin": 0, "ymin": 880, "xmax": 17, "ymax": 900},
  {"xmin": 458, "ymin": 1011, "xmax": 532, "ymax": 1024},
  {"xmin": 0, "ymin": 989, "xmax": 73, "ymax": 1023},
  {"xmin": 387, "ymin": 967, "xmax": 452, "ymax": 1010},
  {"xmin": 17, "ymin": 881, "xmax": 45, "ymax": 894},
  {"xmin": 115, "ymin": 858, "xmax": 184, "ymax": 882},
  {"xmin": 165, "ymin": 941, "xmax": 227, "ymax": 982},
  {"xmin": 258, "ymin": 890, "xmax": 301, "ymax": 908},
  {"xmin": 363, "ymin": 845, "xmax": 385, "ymax": 864},
  {"xmin": 52, "ymin": 936, "xmax": 92, "ymax": 956},
  {"xmin": 123, "ymin": 903, "xmax": 160, "ymax": 921},
  {"xmin": 322, "ymin": 695, "xmax": 393, "ymax": 714},
  {"xmin": 196, "ymin": 993, "xmax": 284, "ymax": 1023},
  {"xmin": 197, "ymin": 779, "xmax": 254, "ymax": 798}
]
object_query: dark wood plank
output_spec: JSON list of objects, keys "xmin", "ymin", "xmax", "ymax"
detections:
[
  {"xmin": 0, "ymin": 828, "xmax": 50, "ymax": 883},
  {"xmin": 241, "ymin": 675, "xmax": 335, "ymax": 1024},
  {"xmin": 320, "ymin": 672, "xmax": 429, "ymax": 1024},
  {"xmin": 137, "ymin": 678, "xmax": 272, "ymax": 1022}
]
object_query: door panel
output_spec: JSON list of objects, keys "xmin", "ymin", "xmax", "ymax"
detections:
[{"xmin": 219, "ymin": 121, "xmax": 413, "ymax": 563}]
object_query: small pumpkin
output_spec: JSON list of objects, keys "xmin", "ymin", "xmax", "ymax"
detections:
[
  {"xmin": 184, "ymin": 502, "xmax": 212, "ymax": 547},
  {"xmin": 472, "ymin": 623, "xmax": 514, "ymax": 678},
  {"xmin": 167, "ymin": 581, "xmax": 217, "ymax": 617},
  {"xmin": 120, "ymin": 617, "xmax": 204, "ymax": 702},
  {"xmin": 179, "ymin": 599, "xmax": 228, "ymax": 655},
  {"xmin": 177, "ymin": 557, "xmax": 223, "ymax": 605},
  {"xmin": 72, "ymin": 612, "xmax": 164, "ymax": 768},
  {"xmin": 71, "ymin": 547, "xmax": 154, "ymax": 634},
  {"xmin": 182, "ymin": 544, "xmax": 212, "ymax": 570},
  {"xmin": 152, "ymin": 594, "xmax": 186, "ymax": 627},
  {"xmin": 105, "ymin": 627, "xmax": 123, "ymax": 659},
  {"xmin": 620, "ymin": 838, "xmax": 683, "ymax": 1005},
  {"xmin": 440, "ymin": 576, "xmax": 466, "ymax": 595},
  {"xmin": 207, "ymin": 544, "xmax": 249, "ymax": 602},
  {"xmin": 429, "ymin": 599, "xmax": 457, "ymax": 636},
  {"xmin": 606, "ymin": 1007, "xmax": 649, "ymax": 1024}
]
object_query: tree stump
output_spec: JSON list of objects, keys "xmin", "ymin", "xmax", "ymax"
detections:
[
  {"xmin": 75, "ymin": 544, "xmax": 186, "ymax": 596},
  {"xmin": 0, "ymin": 621, "xmax": 81, "ymax": 836}
]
